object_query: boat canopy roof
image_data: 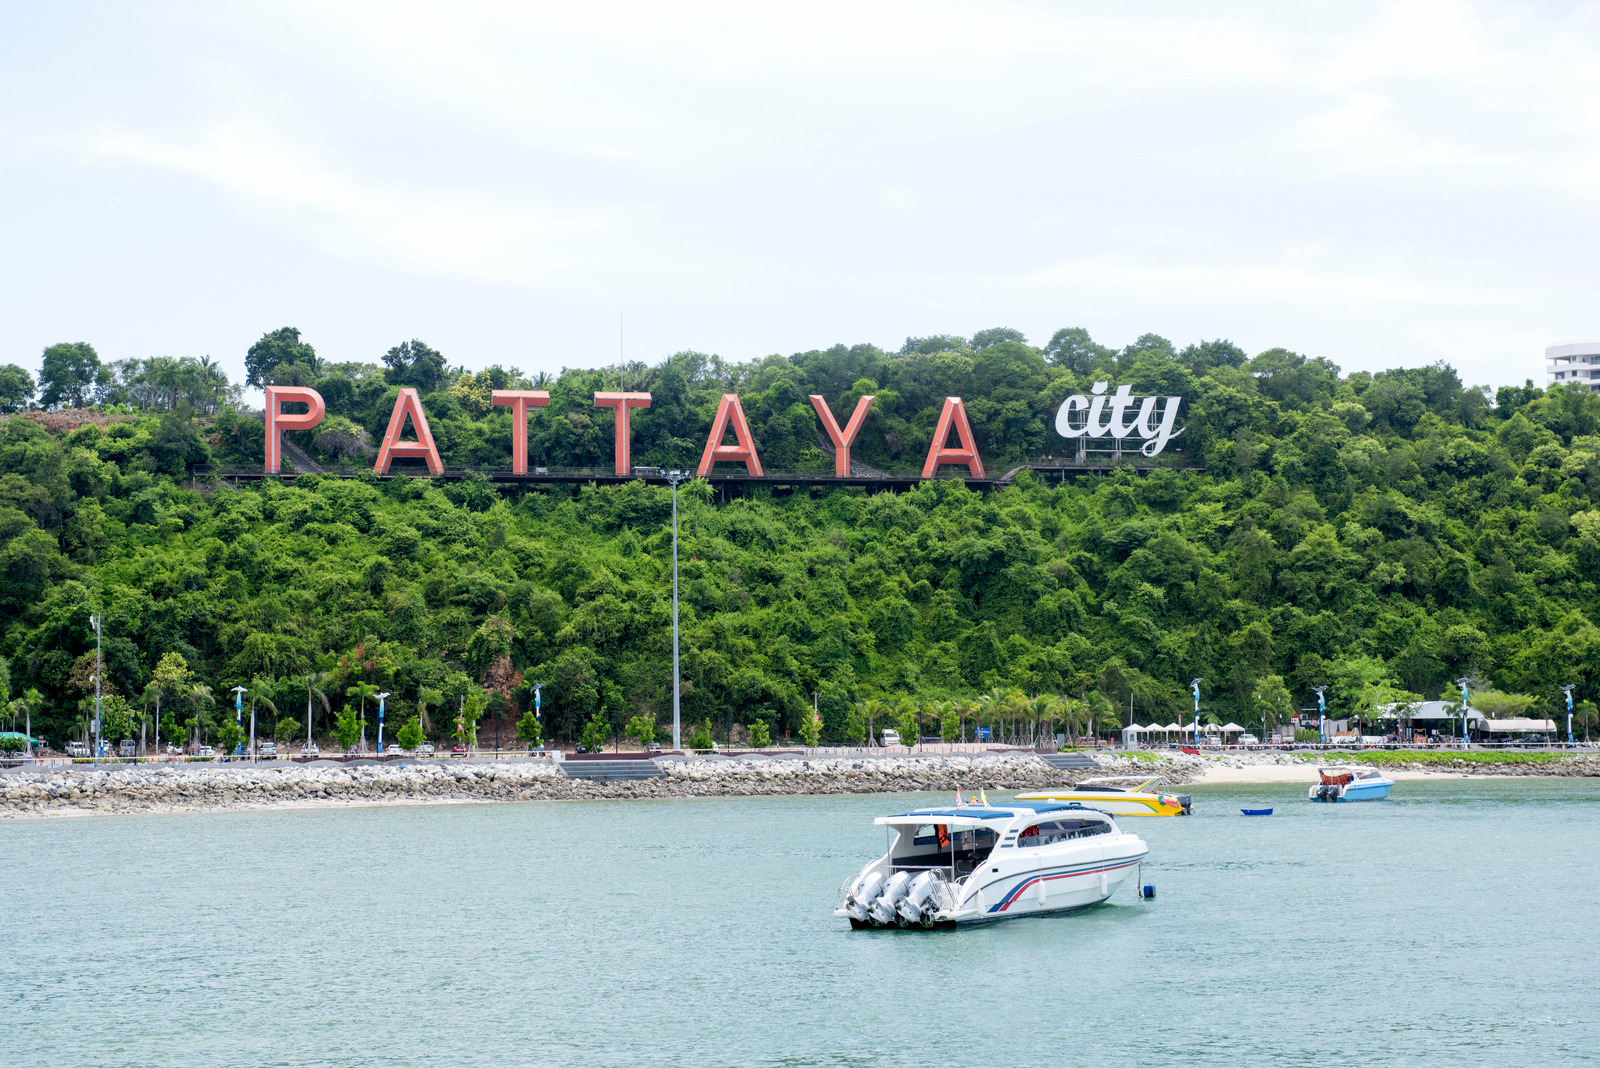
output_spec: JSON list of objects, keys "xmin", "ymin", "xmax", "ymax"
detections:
[
  {"xmin": 1078, "ymin": 776, "xmax": 1163, "ymax": 788},
  {"xmin": 874, "ymin": 802, "xmax": 1109, "ymax": 828}
]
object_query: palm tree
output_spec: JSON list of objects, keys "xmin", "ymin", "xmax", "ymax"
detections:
[
  {"xmin": 859, "ymin": 698, "xmax": 891, "ymax": 745},
  {"xmin": 1083, "ymin": 691, "xmax": 1116, "ymax": 745},
  {"xmin": 11, "ymin": 689, "xmax": 41, "ymax": 756},
  {"xmin": 347, "ymin": 682, "xmax": 379, "ymax": 753},
  {"xmin": 246, "ymin": 678, "xmax": 278, "ymax": 756},
  {"xmin": 186, "ymin": 682, "xmax": 214, "ymax": 752},
  {"xmin": 305, "ymin": 673, "xmax": 332, "ymax": 750},
  {"xmin": 418, "ymin": 687, "xmax": 443, "ymax": 739},
  {"xmin": 1036, "ymin": 695, "xmax": 1067, "ymax": 750}
]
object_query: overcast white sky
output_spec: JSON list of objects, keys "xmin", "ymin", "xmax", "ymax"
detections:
[{"xmin": 3, "ymin": 0, "xmax": 1598, "ymax": 393}]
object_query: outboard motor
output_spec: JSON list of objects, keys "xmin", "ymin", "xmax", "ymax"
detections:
[
  {"xmin": 845, "ymin": 871, "xmax": 885, "ymax": 922},
  {"xmin": 868, "ymin": 871, "xmax": 912, "ymax": 926},
  {"xmin": 896, "ymin": 871, "xmax": 943, "ymax": 927},
  {"xmin": 1314, "ymin": 771, "xmax": 1350, "ymax": 802}
]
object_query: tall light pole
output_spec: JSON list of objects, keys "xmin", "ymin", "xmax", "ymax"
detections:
[
  {"xmin": 1561, "ymin": 684, "xmax": 1575, "ymax": 748},
  {"xmin": 231, "ymin": 686, "xmax": 247, "ymax": 760},
  {"xmin": 306, "ymin": 676, "xmax": 314, "ymax": 754},
  {"xmin": 376, "ymin": 692, "xmax": 390, "ymax": 753},
  {"xmin": 90, "ymin": 613, "xmax": 102, "ymax": 761},
  {"xmin": 1190, "ymin": 678, "xmax": 1202, "ymax": 746},
  {"xmin": 667, "ymin": 470, "xmax": 687, "ymax": 751},
  {"xmin": 1454, "ymin": 677, "xmax": 1471, "ymax": 747},
  {"xmin": 532, "ymin": 683, "xmax": 544, "ymax": 750},
  {"xmin": 1313, "ymin": 685, "xmax": 1328, "ymax": 745}
]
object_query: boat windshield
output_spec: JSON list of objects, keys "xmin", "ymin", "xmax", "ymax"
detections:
[
  {"xmin": 893, "ymin": 824, "xmax": 998, "ymax": 877},
  {"xmin": 1016, "ymin": 819, "xmax": 1111, "ymax": 847}
]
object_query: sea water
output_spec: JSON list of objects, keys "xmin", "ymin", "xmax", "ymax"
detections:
[{"xmin": 2, "ymin": 778, "xmax": 1598, "ymax": 1066}]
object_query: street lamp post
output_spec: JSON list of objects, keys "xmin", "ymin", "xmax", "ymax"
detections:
[
  {"xmin": 1454, "ymin": 677, "xmax": 1471, "ymax": 748},
  {"xmin": 1561, "ymin": 684, "xmax": 1575, "ymax": 748},
  {"xmin": 231, "ymin": 686, "xmax": 247, "ymax": 760},
  {"xmin": 667, "ymin": 470, "xmax": 687, "ymax": 751},
  {"xmin": 1190, "ymin": 678, "xmax": 1202, "ymax": 746},
  {"xmin": 90, "ymin": 613, "xmax": 102, "ymax": 761},
  {"xmin": 376, "ymin": 692, "xmax": 390, "ymax": 753},
  {"xmin": 533, "ymin": 683, "xmax": 544, "ymax": 750}
]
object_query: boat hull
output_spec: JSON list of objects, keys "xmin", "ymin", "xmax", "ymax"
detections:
[
  {"xmin": 1013, "ymin": 791, "xmax": 1187, "ymax": 817},
  {"xmin": 1309, "ymin": 781, "xmax": 1393, "ymax": 802}
]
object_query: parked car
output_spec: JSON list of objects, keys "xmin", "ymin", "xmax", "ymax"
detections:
[
  {"xmin": 451, "ymin": 745, "xmax": 468, "ymax": 757},
  {"xmin": 258, "ymin": 742, "xmax": 277, "ymax": 758},
  {"xmin": 386, "ymin": 744, "xmax": 402, "ymax": 754},
  {"xmin": 199, "ymin": 745, "xmax": 216, "ymax": 758},
  {"xmin": 1238, "ymin": 734, "xmax": 1260, "ymax": 746},
  {"xmin": 880, "ymin": 729, "xmax": 902, "ymax": 747},
  {"xmin": 645, "ymin": 742, "xmax": 662, "ymax": 753},
  {"xmin": 67, "ymin": 741, "xmax": 90, "ymax": 758},
  {"xmin": 575, "ymin": 745, "xmax": 589, "ymax": 754},
  {"xmin": 118, "ymin": 740, "xmax": 137, "ymax": 758},
  {"xmin": 417, "ymin": 743, "xmax": 435, "ymax": 755},
  {"xmin": 303, "ymin": 743, "xmax": 320, "ymax": 758}
]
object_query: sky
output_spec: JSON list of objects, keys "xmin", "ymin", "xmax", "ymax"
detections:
[{"xmin": 3, "ymin": 0, "xmax": 1599, "ymax": 396}]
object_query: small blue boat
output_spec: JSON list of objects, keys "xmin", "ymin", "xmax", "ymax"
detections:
[{"xmin": 1241, "ymin": 808, "xmax": 1273, "ymax": 816}]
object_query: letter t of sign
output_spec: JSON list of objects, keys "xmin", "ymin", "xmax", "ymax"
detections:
[
  {"xmin": 491, "ymin": 390, "xmax": 550, "ymax": 474},
  {"xmin": 263, "ymin": 386, "xmax": 325, "ymax": 474},
  {"xmin": 808, "ymin": 395, "xmax": 875, "ymax": 477},
  {"xmin": 593, "ymin": 392, "xmax": 652, "ymax": 475}
]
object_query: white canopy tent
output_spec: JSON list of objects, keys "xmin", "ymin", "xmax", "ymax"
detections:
[{"xmin": 1220, "ymin": 723, "xmax": 1245, "ymax": 733}]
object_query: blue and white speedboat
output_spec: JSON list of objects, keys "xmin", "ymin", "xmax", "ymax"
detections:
[
  {"xmin": 1309, "ymin": 766, "xmax": 1393, "ymax": 802},
  {"xmin": 835, "ymin": 801, "xmax": 1149, "ymax": 928}
]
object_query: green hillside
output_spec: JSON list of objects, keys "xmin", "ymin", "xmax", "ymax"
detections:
[{"xmin": 1, "ymin": 327, "xmax": 1597, "ymax": 750}]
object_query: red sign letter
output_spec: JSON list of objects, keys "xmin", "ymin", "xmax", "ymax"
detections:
[
  {"xmin": 921, "ymin": 397, "xmax": 985, "ymax": 479},
  {"xmin": 593, "ymin": 392, "xmax": 652, "ymax": 475},
  {"xmin": 697, "ymin": 394, "xmax": 763, "ymax": 476},
  {"xmin": 492, "ymin": 390, "xmax": 550, "ymax": 474},
  {"xmin": 809, "ymin": 394, "xmax": 875, "ymax": 477},
  {"xmin": 374, "ymin": 388, "xmax": 443, "ymax": 475},
  {"xmin": 264, "ymin": 386, "xmax": 325, "ymax": 474}
]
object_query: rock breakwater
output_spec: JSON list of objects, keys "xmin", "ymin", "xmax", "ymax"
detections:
[{"xmin": 0, "ymin": 753, "xmax": 1188, "ymax": 819}]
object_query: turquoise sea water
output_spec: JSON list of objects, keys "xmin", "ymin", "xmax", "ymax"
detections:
[{"xmin": 3, "ymin": 778, "xmax": 1599, "ymax": 1067}]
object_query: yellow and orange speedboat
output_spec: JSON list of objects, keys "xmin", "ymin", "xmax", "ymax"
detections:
[{"xmin": 1015, "ymin": 776, "xmax": 1190, "ymax": 817}]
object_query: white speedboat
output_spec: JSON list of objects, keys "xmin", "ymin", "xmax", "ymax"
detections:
[
  {"xmin": 1309, "ymin": 766, "xmax": 1393, "ymax": 802},
  {"xmin": 1015, "ymin": 776, "xmax": 1190, "ymax": 817},
  {"xmin": 835, "ymin": 801, "xmax": 1149, "ymax": 929}
]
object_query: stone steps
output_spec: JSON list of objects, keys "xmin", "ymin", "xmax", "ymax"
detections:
[
  {"xmin": 1038, "ymin": 752, "xmax": 1099, "ymax": 771},
  {"xmin": 559, "ymin": 759, "xmax": 668, "ymax": 782}
]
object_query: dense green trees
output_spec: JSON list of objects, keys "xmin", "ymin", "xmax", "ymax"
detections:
[{"xmin": 4, "ymin": 325, "xmax": 1599, "ymax": 749}]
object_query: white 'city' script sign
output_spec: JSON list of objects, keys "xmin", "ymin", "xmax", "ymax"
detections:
[{"xmin": 1054, "ymin": 382, "xmax": 1185, "ymax": 457}]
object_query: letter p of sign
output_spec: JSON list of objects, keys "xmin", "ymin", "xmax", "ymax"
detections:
[{"xmin": 264, "ymin": 386, "xmax": 325, "ymax": 474}]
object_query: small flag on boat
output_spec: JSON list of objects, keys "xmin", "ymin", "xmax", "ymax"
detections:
[
  {"xmin": 955, "ymin": 788, "xmax": 963, "ymax": 806},
  {"xmin": 979, "ymin": 789, "xmax": 988, "ymax": 806}
]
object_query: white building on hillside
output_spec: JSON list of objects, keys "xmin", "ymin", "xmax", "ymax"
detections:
[{"xmin": 1547, "ymin": 339, "xmax": 1600, "ymax": 392}]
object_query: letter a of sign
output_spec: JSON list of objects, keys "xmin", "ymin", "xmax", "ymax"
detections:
[
  {"xmin": 809, "ymin": 394, "xmax": 875, "ymax": 477},
  {"xmin": 374, "ymin": 388, "xmax": 444, "ymax": 475},
  {"xmin": 264, "ymin": 386, "xmax": 326, "ymax": 474},
  {"xmin": 697, "ymin": 394, "xmax": 764, "ymax": 476},
  {"xmin": 921, "ymin": 397, "xmax": 985, "ymax": 479}
]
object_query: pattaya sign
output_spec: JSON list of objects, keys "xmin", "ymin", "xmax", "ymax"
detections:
[
  {"xmin": 1053, "ymin": 383, "xmax": 1185, "ymax": 457},
  {"xmin": 263, "ymin": 388, "xmax": 992, "ymax": 478}
]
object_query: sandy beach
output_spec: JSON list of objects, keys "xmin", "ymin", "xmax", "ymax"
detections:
[{"xmin": 1191, "ymin": 763, "xmax": 1474, "ymax": 784}]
